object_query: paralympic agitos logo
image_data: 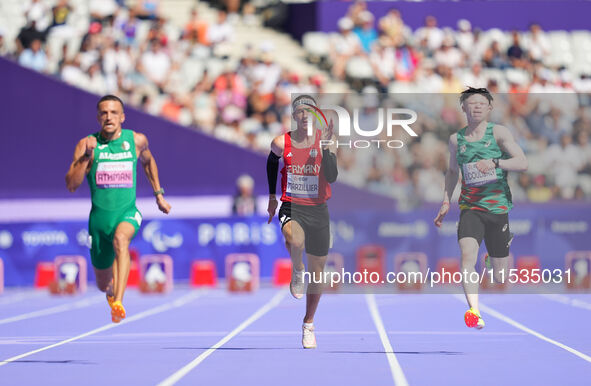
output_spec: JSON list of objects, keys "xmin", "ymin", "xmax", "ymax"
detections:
[{"xmin": 303, "ymin": 103, "xmax": 418, "ymax": 149}]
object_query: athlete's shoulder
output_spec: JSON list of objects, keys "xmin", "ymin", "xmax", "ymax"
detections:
[
  {"xmin": 449, "ymin": 133, "xmax": 458, "ymax": 146},
  {"xmin": 491, "ymin": 124, "xmax": 512, "ymax": 140},
  {"xmin": 271, "ymin": 134, "xmax": 285, "ymax": 154}
]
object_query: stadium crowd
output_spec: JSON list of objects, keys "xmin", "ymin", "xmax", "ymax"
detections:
[{"xmin": 1, "ymin": 0, "xmax": 590, "ymax": 205}]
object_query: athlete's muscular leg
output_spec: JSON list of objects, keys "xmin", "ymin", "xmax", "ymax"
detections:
[
  {"xmin": 490, "ymin": 256, "xmax": 509, "ymax": 284},
  {"xmin": 459, "ymin": 237, "xmax": 481, "ymax": 312},
  {"xmin": 303, "ymin": 254, "xmax": 328, "ymax": 324},
  {"xmin": 94, "ymin": 266, "xmax": 113, "ymax": 294},
  {"xmin": 112, "ymin": 222, "xmax": 135, "ymax": 303},
  {"xmin": 282, "ymin": 221, "xmax": 306, "ymax": 271}
]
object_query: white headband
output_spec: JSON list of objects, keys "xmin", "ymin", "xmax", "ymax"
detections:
[{"xmin": 292, "ymin": 97, "xmax": 316, "ymax": 109}]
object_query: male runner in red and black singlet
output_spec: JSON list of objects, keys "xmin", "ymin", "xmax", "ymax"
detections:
[{"xmin": 267, "ymin": 95, "xmax": 338, "ymax": 348}]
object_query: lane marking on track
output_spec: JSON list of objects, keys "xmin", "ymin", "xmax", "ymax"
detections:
[
  {"xmin": 0, "ymin": 291, "xmax": 204, "ymax": 367},
  {"xmin": 366, "ymin": 293, "xmax": 409, "ymax": 386},
  {"xmin": 157, "ymin": 290, "xmax": 287, "ymax": 386},
  {"xmin": 453, "ymin": 294, "xmax": 591, "ymax": 364},
  {"xmin": 0, "ymin": 295, "xmax": 104, "ymax": 325}
]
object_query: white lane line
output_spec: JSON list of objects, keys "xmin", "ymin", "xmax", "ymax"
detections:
[
  {"xmin": 0, "ymin": 291, "xmax": 45, "ymax": 306},
  {"xmin": 365, "ymin": 293, "xmax": 409, "ymax": 386},
  {"xmin": 157, "ymin": 290, "xmax": 287, "ymax": 386},
  {"xmin": 0, "ymin": 295, "xmax": 104, "ymax": 325},
  {"xmin": 0, "ymin": 290, "xmax": 204, "ymax": 367},
  {"xmin": 453, "ymin": 294, "xmax": 591, "ymax": 364},
  {"xmin": 540, "ymin": 294, "xmax": 591, "ymax": 311}
]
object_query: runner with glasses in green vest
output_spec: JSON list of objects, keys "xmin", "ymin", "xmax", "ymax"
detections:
[{"xmin": 433, "ymin": 87, "xmax": 528, "ymax": 329}]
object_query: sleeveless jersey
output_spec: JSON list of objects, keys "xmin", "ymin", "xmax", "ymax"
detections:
[
  {"xmin": 280, "ymin": 130, "xmax": 331, "ymax": 205},
  {"xmin": 456, "ymin": 122, "xmax": 512, "ymax": 214},
  {"xmin": 87, "ymin": 129, "xmax": 137, "ymax": 211}
]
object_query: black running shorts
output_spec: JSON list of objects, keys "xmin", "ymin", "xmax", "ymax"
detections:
[
  {"xmin": 278, "ymin": 201, "xmax": 331, "ymax": 256},
  {"xmin": 457, "ymin": 209, "xmax": 513, "ymax": 257}
]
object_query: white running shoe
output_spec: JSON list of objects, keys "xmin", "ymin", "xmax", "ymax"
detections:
[
  {"xmin": 290, "ymin": 268, "xmax": 305, "ymax": 299},
  {"xmin": 302, "ymin": 324, "xmax": 317, "ymax": 349}
]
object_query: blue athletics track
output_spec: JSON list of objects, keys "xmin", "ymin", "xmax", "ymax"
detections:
[{"xmin": 1, "ymin": 285, "xmax": 590, "ymax": 385}]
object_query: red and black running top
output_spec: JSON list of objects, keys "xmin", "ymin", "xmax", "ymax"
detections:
[{"xmin": 280, "ymin": 130, "xmax": 331, "ymax": 205}]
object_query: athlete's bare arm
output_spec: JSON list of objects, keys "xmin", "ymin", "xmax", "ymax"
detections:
[
  {"xmin": 134, "ymin": 132, "xmax": 171, "ymax": 214},
  {"xmin": 270, "ymin": 135, "xmax": 285, "ymax": 157},
  {"xmin": 434, "ymin": 134, "xmax": 460, "ymax": 227},
  {"xmin": 66, "ymin": 136, "xmax": 96, "ymax": 192},
  {"xmin": 267, "ymin": 135, "xmax": 285, "ymax": 223},
  {"xmin": 493, "ymin": 125, "xmax": 528, "ymax": 172}
]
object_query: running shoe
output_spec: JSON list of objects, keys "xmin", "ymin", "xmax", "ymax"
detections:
[
  {"xmin": 106, "ymin": 294, "xmax": 115, "ymax": 308},
  {"xmin": 111, "ymin": 301, "xmax": 126, "ymax": 323},
  {"xmin": 290, "ymin": 268, "xmax": 305, "ymax": 299},
  {"xmin": 302, "ymin": 324, "xmax": 317, "ymax": 349},
  {"xmin": 464, "ymin": 308, "xmax": 485, "ymax": 329}
]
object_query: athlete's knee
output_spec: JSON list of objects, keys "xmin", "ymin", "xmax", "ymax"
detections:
[
  {"xmin": 286, "ymin": 236, "xmax": 305, "ymax": 251},
  {"xmin": 113, "ymin": 232, "xmax": 131, "ymax": 252}
]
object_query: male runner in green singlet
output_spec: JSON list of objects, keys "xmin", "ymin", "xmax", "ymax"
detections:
[
  {"xmin": 433, "ymin": 88, "xmax": 528, "ymax": 329},
  {"xmin": 66, "ymin": 95, "xmax": 171, "ymax": 323}
]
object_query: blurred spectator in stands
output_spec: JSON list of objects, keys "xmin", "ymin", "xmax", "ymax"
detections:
[
  {"xmin": 456, "ymin": 19, "xmax": 474, "ymax": 55},
  {"xmin": 415, "ymin": 59, "xmax": 442, "ymax": 92},
  {"xmin": 528, "ymin": 174, "xmax": 554, "ymax": 202},
  {"xmin": 395, "ymin": 41, "xmax": 419, "ymax": 82},
  {"xmin": 208, "ymin": 10, "xmax": 234, "ymax": 47},
  {"xmin": 439, "ymin": 66, "xmax": 462, "ymax": 93},
  {"xmin": 462, "ymin": 62, "xmax": 487, "ymax": 89},
  {"xmin": 379, "ymin": 8, "xmax": 405, "ymax": 47},
  {"xmin": 330, "ymin": 17, "xmax": 362, "ymax": 80},
  {"xmin": 16, "ymin": 19, "xmax": 46, "ymax": 54},
  {"xmin": 61, "ymin": 55, "xmax": 87, "ymax": 88},
  {"xmin": 576, "ymin": 129, "xmax": 591, "ymax": 174},
  {"xmin": 507, "ymin": 31, "xmax": 527, "ymax": 69},
  {"xmin": 482, "ymin": 40, "xmax": 508, "ymax": 69},
  {"xmin": 415, "ymin": 15, "xmax": 443, "ymax": 52},
  {"xmin": 103, "ymin": 41, "xmax": 133, "ymax": 79},
  {"xmin": 354, "ymin": 11, "xmax": 378, "ymax": 53},
  {"xmin": 524, "ymin": 23, "xmax": 550, "ymax": 63},
  {"xmin": 86, "ymin": 62, "xmax": 109, "ymax": 94},
  {"xmin": 434, "ymin": 35, "xmax": 463, "ymax": 69},
  {"xmin": 140, "ymin": 40, "xmax": 170, "ymax": 93},
  {"xmin": 252, "ymin": 51, "xmax": 281, "ymax": 100},
  {"xmin": 117, "ymin": 9, "xmax": 139, "ymax": 46},
  {"xmin": 232, "ymin": 174, "xmax": 257, "ymax": 216},
  {"xmin": 546, "ymin": 133, "xmax": 583, "ymax": 198},
  {"xmin": 135, "ymin": 0, "xmax": 161, "ymax": 21},
  {"xmin": 370, "ymin": 37, "xmax": 396, "ymax": 91},
  {"xmin": 541, "ymin": 107, "xmax": 571, "ymax": 145},
  {"xmin": 90, "ymin": 0, "xmax": 118, "ymax": 25},
  {"xmin": 574, "ymin": 186, "xmax": 587, "ymax": 200},
  {"xmin": 184, "ymin": 8, "xmax": 209, "ymax": 46},
  {"xmin": 347, "ymin": 0, "xmax": 367, "ymax": 26},
  {"xmin": 19, "ymin": 38, "xmax": 48, "ymax": 73},
  {"xmin": 511, "ymin": 173, "xmax": 531, "ymax": 202},
  {"xmin": 161, "ymin": 93, "xmax": 184, "ymax": 123},
  {"xmin": 25, "ymin": 0, "xmax": 51, "ymax": 32},
  {"xmin": 0, "ymin": 29, "xmax": 8, "ymax": 57}
]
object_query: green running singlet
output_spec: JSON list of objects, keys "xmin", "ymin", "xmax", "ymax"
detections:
[
  {"xmin": 87, "ymin": 129, "xmax": 142, "ymax": 269},
  {"xmin": 456, "ymin": 122, "xmax": 513, "ymax": 214}
]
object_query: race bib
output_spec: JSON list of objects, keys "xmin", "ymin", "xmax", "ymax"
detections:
[
  {"xmin": 96, "ymin": 161, "xmax": 133, "ymax": 188},
  {"xmin": 286, "ymin": 174, "xmax": 319, "ymax": 198},
  {"xmin": 462, "ymin": 161, "xmax": 497, "ymax": 187}
]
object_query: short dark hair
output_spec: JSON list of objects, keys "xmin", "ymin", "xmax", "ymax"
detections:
[
  {"xmin": 460, "ymin": 87, "xmax": 493, "ymax": 104},
  {"xmin": 97, "ymin": 95, "xmax": 124, "ymax": 110}
]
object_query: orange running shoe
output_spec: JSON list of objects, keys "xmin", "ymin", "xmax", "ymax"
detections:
[
  {"xmin": 111, "ymin": 301, "xmax": 126, "ymax": 323},
  {"xmin": 464, "ymin": 308, "xmax": 485, "ymax": 329}
]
